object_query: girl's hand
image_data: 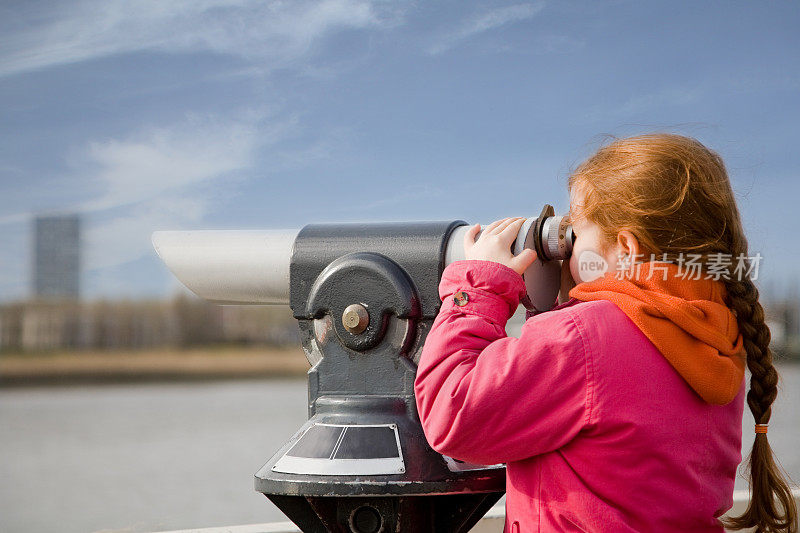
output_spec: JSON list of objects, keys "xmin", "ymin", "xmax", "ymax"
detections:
[{"xmin": 464, "ymin": 217, "xmax": 538, "ymax": 276}]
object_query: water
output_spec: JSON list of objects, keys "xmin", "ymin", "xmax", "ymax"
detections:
[
  {"xmin": 1, "ymin": 366, "xmax": 798, "ymax": 533},
  {"xmin": 0, "ymin": 379, "xmax": 308, "ymax": 533}
]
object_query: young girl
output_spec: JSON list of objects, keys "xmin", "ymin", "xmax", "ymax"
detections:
[{"xmin": 414, "ymin": 133, "xmax": 797, "ymax": 532}]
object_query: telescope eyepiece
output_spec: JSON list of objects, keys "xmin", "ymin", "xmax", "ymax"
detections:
[{"xmin": 539, "ymin": 214, "xmax": 573, "ymax": 261}]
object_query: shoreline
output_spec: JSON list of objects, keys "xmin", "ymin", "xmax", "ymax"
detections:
[
  {"xmin": 0, "ymin": 346, "xmax": 310, "ymax": 387},
  {"xmin": 2, "ymin": 347, "xmax": 797, "ymax": 388}
]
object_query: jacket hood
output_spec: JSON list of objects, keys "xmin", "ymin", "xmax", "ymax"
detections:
[{"xmin": 569, "ymin": 261, "xmax": 745, "ymax": 405}]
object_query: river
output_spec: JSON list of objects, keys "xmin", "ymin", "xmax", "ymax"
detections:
[{"xmin": 1, "ymin": 366, "xmax": 798, "ymax": 533}]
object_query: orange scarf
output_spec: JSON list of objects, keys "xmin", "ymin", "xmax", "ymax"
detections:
[{"xmin": 569, "ymin": 261, "xmax": 745, "ymax": 405}]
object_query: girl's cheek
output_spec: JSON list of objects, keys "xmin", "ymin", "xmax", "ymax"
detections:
[{"xmin": 569, "ymin": 252, "xmax": 583, "ymax": 284}]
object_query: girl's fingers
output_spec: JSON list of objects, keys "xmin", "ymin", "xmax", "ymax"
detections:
[
  {"xmin": 511, "ymin": 248, "xmax": 538, "ymax": 274},
  {"xmin": 484, "ymin": 218, "xmax": 508, "ymax": 233},
  {"xmin": 490, "ymin": 217, "xmax": 520, "ymax": 235},
  {"xmin": 497, "ymin": 217, "xmax": 525, "ymax": 242},
  {"xmin": 464, "ymin": 223, "xmax": 480, "ymax": 249}
]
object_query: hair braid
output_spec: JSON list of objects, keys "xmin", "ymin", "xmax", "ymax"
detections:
[{"xmin": 721, "ymin": 274, "xmax": 797, "ymax": 533}]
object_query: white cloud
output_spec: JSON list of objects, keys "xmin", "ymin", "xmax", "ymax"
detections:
[
  {"xmin": 78, "ymin": 112, "xmax": 271, "ymax": 212},
  {"xmin": 0, "ymin": 0, "xmax": 394, "ymax": 77},
  {"xmin": 427, "ymin": 2, "xmax": 545, "ymax": 56},
  {"xmin": 72, "ymin": 109, "xmax": 295, "ymax": 272}
]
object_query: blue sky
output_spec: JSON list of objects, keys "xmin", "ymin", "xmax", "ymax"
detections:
[{"xmin": 0, "ymin": 1, "xmax": 798, "ymax": 301}]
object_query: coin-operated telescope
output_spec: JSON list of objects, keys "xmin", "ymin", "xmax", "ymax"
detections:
[{"xmin": 153, "ymin": 205, "xmax": 573, "ymax": 533}]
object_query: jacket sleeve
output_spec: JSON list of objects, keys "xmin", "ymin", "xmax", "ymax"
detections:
[{"xmin": 414, "ymin": 259, "xmax": 592, "ymax": 465}]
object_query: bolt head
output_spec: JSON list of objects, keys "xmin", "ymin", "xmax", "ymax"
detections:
[{"xmin": 342, "ymin": 304, "xmax": 369, "ymax": 334}]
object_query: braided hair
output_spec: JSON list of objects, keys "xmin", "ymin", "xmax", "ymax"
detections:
[{"xmin": 721, "ymin": 269, "xmax": 796, "ymax": 532}]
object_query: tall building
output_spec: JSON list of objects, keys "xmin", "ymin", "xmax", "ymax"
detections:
[{"xmin": 33, "ymin": 214, "xmax": 81, "ymax": 299}]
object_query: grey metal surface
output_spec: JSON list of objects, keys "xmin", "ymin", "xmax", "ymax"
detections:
[{"xmin": 288, "ymin": 221, "xmax": 465, "ymax": 319}]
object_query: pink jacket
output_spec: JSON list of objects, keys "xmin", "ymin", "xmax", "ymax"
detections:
[{"xmin": 414, "ymin": 260, "xmax": 745, "ymax": 532}]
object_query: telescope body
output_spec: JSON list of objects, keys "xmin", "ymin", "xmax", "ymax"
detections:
[
  {"xmin": 152, "ymin": 210, "xmax": 569, "ymax": 313},
  {"xmin": 152, "ymin": 226, "xmax": 472, "ymax": 305},
  {"xmin": 152, "ymin": 210, "xmax": 571, "ymax": 532}
]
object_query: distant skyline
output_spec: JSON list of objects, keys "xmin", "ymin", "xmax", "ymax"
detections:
[
  {"xmin": 1, "ymin": 1, "xmax": 798, "ymax": 301},
  {"xmin": 34, "ymin": 214, "xmax": 81, "ymax": 298}
]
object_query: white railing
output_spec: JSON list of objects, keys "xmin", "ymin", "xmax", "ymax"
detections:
[{"xmin": 156, "ymin": 488, "xmax": 800, "ymax": 533}]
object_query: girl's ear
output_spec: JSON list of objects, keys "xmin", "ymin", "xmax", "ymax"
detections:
[{"xmin": 616, "ymin": 230, "xmax": 641, "ymax": 260}]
